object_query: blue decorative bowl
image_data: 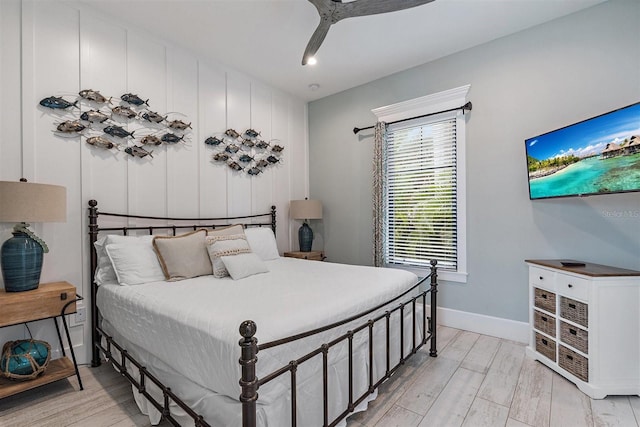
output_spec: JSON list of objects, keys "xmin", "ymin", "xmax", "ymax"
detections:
[{"xmin": 1, "ymin": 340, "xmax": 51, "ymax": 380}]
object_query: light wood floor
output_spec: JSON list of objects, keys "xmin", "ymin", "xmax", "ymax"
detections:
[{"xmin": 1, "ymin": 326, "xmax": 638, "ymax": 426}]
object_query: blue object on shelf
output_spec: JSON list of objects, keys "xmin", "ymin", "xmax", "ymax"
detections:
[
  {"xmin": 298, "ymin": 222, "xmax": 314, "ymax": 252},
  {"xmin": 1, "ymin": 231, "xmax": 43, "ymax": 292},
  {"xmin": 1, "ymin": 340, "xmax": 51, "ymax": 379}
]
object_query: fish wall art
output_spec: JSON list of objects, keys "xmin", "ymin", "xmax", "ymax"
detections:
[
  {"xmin": 39, "ymin": 89, "xmax": 191, "ymax": 160},
  {"xmin": 205, "ymin": 128, "xmax": 284, "ymax": 176}
]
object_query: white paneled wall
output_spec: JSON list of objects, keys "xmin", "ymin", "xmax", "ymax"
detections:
[{"xmin": 0, "ymin": 0, "xmax": 308, "ymax": 364}]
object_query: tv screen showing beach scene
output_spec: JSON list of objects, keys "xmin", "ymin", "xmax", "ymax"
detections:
[{"xmin": 526, "ymin": 102, "xmax": 640, "ymax": 200}]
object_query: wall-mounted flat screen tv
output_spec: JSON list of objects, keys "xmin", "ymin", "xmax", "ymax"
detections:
[{"xmin": 526, "ymin": 102, "xmax": 640, "ymax": 200}]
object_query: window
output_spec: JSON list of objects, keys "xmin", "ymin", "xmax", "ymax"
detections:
[{"xmin": 373, "ymin": 85, "xmax": 469, "ymax": 282}]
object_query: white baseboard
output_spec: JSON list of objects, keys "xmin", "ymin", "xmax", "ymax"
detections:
[{"xmin": 428, "ymin": 305, "xmax": 529, "ymax": 343}]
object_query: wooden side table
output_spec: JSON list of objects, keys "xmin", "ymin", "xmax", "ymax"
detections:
[
  {"xmin": 0, "ymin": 281, "xmax": 83, "ymax": 398},
  {"xmin": 284, "ymin": 251, "xmax": 325, "ymax": 261}
]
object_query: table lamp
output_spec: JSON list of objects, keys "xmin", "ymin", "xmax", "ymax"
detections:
[
  {"xmin": 290, "ymin": 199, "xmax": 322, "ymax": 252},
  {"xmin": 0, "ymin": 179, "xmax": 66, "ymax": 292}
]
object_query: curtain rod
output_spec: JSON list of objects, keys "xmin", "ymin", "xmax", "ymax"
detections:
[{"xmin": 353, "ymin": 101, "xmax": 472, "ymax": 135}]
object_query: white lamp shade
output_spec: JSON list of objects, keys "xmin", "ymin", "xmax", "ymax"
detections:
[
  {"xmin": 0, "ymin": 181, "xmax": 67, "ymax": 223},
  {"xmin": 290, "ymin": 199, "xmax": 322, "ymax": 220}
]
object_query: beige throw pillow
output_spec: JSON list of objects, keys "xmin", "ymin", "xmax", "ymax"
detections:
[
  {"xmin": 206, "ymin": 234, "xmax": 252, "ymax": 278},
  {"xmin": 153, "ymin": 229, "xmax": 212, "ymax": 281}
]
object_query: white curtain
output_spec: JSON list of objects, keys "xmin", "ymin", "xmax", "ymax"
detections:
[{"xmin": 372, "ymin": 121, "xmax": 387, "ymax": 267}]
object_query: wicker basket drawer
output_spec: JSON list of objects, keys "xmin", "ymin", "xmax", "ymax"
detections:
[
  {"xmin": 535, "ymin": 332, "xmax": 556, "ymax": 362},
  {"xmin": 560, "ymin": 297, "xmax": 588, "ymax": 328},
  {"xmin": 559, "ymin": 345, "xmax": 588, "ymax": 382},
  {"xmin": 560, "ymin": 321, "xmax": 588, "ymax": 354},
  {"xmin": 534, "ymin": 310, "xmax": 556, "ymax": 337},
  {"xmin": 534, "ymin": 287, "xmax": 556, "ymax": 314}
]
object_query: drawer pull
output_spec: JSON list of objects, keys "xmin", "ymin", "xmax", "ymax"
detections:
[
  {"xmin": 569, "ymin": 303, "xmax": 576, "ymax": 309},
  {"xmin": 539, "ymin": 276, "xmax": 544, "ymax": 280},
  {"xmin": 568, "ymin": 284, "xmax": 573, "ymax": 288},
  {"xmin": 541, "ymin": 294, "xmax": 547, "ymax": 299},
  {"xmin": 569, "ymin": 329, "xmax": 577, "ymax": 335},
  {"xmin": 566, "ymin": 354, "xmax": 574, "ymax": 360},
  {"xmin": 542, "ymin": 338, "xmax": 548, "ymax": 345},
  {"xmin": 541, "ymin": 316, "xmax": 548, "ymax": 322}
]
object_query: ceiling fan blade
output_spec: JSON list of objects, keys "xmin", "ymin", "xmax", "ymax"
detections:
[
  {"xmin": 302, "ymin": 17, "xmax": 332, "ymax": 65},
  {"xmin": 301, "ymin": 0, "xmax": 435, "ymax": 65},
  {"xmin": 339, "ymin": 0, "xmax": 435, "ymax": 19}
]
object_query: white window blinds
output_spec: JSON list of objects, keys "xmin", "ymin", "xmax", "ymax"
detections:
[{"xmin": 385, "ymin": 117, "xmax": 458, "ymax": 270}]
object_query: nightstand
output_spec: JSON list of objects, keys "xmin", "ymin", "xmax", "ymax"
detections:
[
  {"xmin": 284, "ymin": 251, "xmax": 325, "ymax": 261},
  {"xmin": 0, "ymin": 281, "xmax": 83, "ymax": 398}
]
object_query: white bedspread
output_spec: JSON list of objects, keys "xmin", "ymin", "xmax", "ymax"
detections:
[{"xmin": 97, "ymin": 257, "xmax": 422, "ymax": 425}]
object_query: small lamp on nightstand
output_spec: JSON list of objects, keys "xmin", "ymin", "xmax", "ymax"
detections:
[
  {"xmin": 290, "ymin": 199, "xmax": 322, "ymax": 252},
  {"xmin": 0, "ymin": 179, "xmax": 66, "ymax": 292}
]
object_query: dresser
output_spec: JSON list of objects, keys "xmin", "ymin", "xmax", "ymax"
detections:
[{"xmin": 525, "ymin": 259, "xmax": 640, "ymax": 399}]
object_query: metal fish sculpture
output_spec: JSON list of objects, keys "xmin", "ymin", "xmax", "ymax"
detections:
[
  {"xmin": 141, "ymin": 111, "xmax": 167, "ymax": 123},
  {"xmin": 39, "ymin": 96, "xmax": 78, "ymax": 110},
  {"xmin": 225, "ymin": 144, "xmax": 240, "ymax": 154},
  {"xmin": 160, "ymin": 133, "xmax": 184, "ymax": 144},
  {"xmin": 243, "ymin": 129, "xmax": 260, "ymax": 139},
  {"xmin": 120, "ymin": 93, "xmax": 149, "ymax": 107},
  {"xmin": 271, "ymin": 144, "xmax": 284, "ymax": 153},
  {"xmin": 56, "ymin": 120, "xmax": 87, "ymax": 134},
  {"xmin": 125, "ymin": 145, "xmax": 153, "ymax": 158},
  {"xmin": 80, "ymin": 109, "xmax": 110, "ymax": 123},
  {"xmin": 255, "ymin": 140, "xmax": 270, "ymax": 149},
  {"xmin": 266, "ymin": 155, "xmax": 280, "ymax": 164},
  {"xmin": 168, "ymin": 120, "xmax": 192, "ymax": 130},
  {"xmin": 238, "ymin": 154, "xmax": 254, "ymax": 163},
  {"xmin": 104, "ymin": 125, "xmax": 135, "ymax": 139},
  {"xmin": 256, "ymin": 159, "xmax": 269, "ymax": 168},
  {"xmin": 204, "ymin": 136, "xmax": 224, "ymax": 146},
  {"xmin": 78, "ymin": 89, "xmax": 111, "ymax": 104},
  {"xmin": 228, "ymin": 161, "xmax": 243, "ymax": 171},
  {"xmin": 111, "ymin": 105, "xmax": 137, "ymax": 119},
  {"xmin": 242, "ymin": 138, "xmax": 255, "ymax": 148},
  {"xmin": 246, "ymin": 167, "xmax": 262, "ymax": 176},
  {"xmin": 86, "ymin": 136, "xmax": 117, "ymax": 150},
  {"xmin": 140, "ymin": 135, "xmax": 162, "ymax": 146},
  {"xmin": 213, "ymin": 152, "xmax": 230, "ymax": 162},
  {"xmin": 224, "ymin": 129, "xmax": 240, "ymax": 139}
]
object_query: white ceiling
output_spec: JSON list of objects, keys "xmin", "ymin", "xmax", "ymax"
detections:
[{"xmin": 77, "ymin": 0, "xmax": 605, "ymax": 102}]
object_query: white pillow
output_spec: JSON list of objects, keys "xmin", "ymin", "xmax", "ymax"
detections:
[
  {"xmin": 206, "ymin": 234, "xmax": 252, "ymax": 278},
  {"xmin": 221, "ymin": 253, "xmax": 269, "ymax": 280},
  {"xmin": 244, "ymin": 227, "xmax": 280, "ymax": 260},
  {"xmin": 105, "ymin": 242, "xmax": 165, "ymax": 285},
  {"xmin": 94, "ymin": 235, "xmax": 155, "ymax": 285}
]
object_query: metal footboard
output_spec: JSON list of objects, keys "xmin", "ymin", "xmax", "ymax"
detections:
[{"xmin": 239, "ymin": 260, "xmax": 438, "ymax": 427}]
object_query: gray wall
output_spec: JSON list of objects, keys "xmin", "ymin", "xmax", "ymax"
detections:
[{"xmin": 308, "ymin": 0, "xmax": 640, "ymax": 323}]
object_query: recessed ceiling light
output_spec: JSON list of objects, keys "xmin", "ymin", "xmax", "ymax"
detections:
[
  {"xmin": 308, "ymin": 83, "xmax": 320, "ymax": 91},
  {"xmin": 307, "ymin": 57, "xmax": 317, "ymax": 66}
]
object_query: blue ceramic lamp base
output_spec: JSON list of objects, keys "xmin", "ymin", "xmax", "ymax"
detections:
[
  {"xmin": 298, "ymin": 222, "xmax": 314, "ymax": 252},
  {"xmin": 1, "ymin": 231, "xmax": 43, "ymax": 292}
]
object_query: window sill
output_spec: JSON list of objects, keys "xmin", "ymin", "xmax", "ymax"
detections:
[{"xmin": 385, "ymin": 263, "xmax": 468, "ymax": 283}]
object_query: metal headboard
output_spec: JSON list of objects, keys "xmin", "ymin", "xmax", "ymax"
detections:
[{"xmin": 87, "ymin": 199, "xmax": 276, "ymax": 367}]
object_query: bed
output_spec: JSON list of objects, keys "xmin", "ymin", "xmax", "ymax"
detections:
[{"xmin": 88, "ymin": 200, "xmax": 439, "ymax": 426}]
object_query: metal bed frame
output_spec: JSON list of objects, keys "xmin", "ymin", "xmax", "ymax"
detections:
[{"xmin": 88, "ymin": 199, "xmax": 438, "ymax": 427}]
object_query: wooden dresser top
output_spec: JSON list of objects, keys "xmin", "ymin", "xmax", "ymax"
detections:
[{"xmin": 526, "ymin": 259, "xmax": 640, "ymax": 277}]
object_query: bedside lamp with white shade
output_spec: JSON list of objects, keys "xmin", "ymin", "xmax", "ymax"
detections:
[
  {"xmin": 0, "ymin": 179, "xmax": 67, "ymax": 292},
  {"xmin": 290, "ymin": 199, "xmax": 322, "ymax": 252}
]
